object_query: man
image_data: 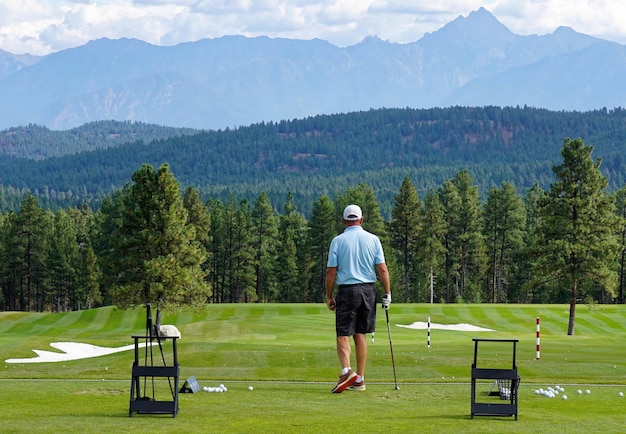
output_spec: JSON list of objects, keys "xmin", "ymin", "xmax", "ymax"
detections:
[{"xmin": 326, "ymin": 204, "xmax": 391, "ymax": 393}]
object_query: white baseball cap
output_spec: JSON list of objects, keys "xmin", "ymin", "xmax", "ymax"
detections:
[{"xmin": 343, "ymin": 204, "xmax": 362, "ymax": 221}]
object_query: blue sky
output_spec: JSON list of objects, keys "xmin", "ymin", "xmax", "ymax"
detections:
[{"xmin": 1, "ymin": 1, "xmax": 625, "ymax": 55}]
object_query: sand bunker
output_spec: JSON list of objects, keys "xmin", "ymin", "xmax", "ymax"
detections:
[
  {"xmin": 5, "ymin": 342, "xmax": 152, "ymax": 364},
  {"xmin": 397, "ymin": 321, "xmax": 494, "ymax": 332}
]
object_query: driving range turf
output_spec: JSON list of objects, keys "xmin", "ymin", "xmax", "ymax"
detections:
[{"xmin": 1, "ymin": 303, "xmax": 626, "ymax": 433}]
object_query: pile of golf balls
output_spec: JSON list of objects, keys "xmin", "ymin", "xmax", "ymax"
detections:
[
  {"xmin": 534, "ymin": 385, "xmax": 565, "ymax": 398},
  {"xmin": 203, "ymin": 384, "xmax": 227, "ymax": 393}
]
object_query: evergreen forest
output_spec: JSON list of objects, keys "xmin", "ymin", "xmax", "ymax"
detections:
[
  {"xmin": 1, "ymin": 135, "xmax": 625, "ymax": 331},
  {"xmin": 0, "ymin": 106, "xmax": 626, "ymax": 217}
]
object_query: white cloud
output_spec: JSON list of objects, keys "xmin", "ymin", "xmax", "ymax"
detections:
[
  {"xmin": 0, "ymin": 0, "xmax": 625, "ymax": 55},
  {"xmin": 489, "ymin": 0, "xmax": 626, "ymax": 41}
]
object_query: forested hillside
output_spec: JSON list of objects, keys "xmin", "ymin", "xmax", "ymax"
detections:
[
  {"xmin": 0, "ymin": 106, "xmax": 625, "ymax": 216},
  {"xmin": 0, "ymin": 120, "xmax": 198, "ymax": 159}
]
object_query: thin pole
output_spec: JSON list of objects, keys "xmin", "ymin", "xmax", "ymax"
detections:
[
  {"xmin": 385, "ymin": 309, "xmax": 399, "ymax": 390},
  {"xmin": 536, "ymin": 317, "xmax": 541, "ymax": 360}
]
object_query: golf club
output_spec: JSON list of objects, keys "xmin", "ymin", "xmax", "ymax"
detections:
[{"xmin": 385, "ymin": 308, "xmax": 400, "ymax": 390}]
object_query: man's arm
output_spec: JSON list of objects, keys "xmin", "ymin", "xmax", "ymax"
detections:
[
  {"xmin": 325, "ymin": 267, "xmax": 337, "ymax": 310},
  {"xmin": 376, "ymin": 263, "xmax": 390, "ymax": 295}
]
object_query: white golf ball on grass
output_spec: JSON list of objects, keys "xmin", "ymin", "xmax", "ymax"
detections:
[{"xmin": 248, "ymin": 386, "xmax": 254, "ymax": 391}]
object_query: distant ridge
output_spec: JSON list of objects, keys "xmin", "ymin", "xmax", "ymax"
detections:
[{"xmin": 0, "ymin": 8, "xmax": 622, "ymax": 131}]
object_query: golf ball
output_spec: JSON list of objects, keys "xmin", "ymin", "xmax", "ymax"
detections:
[
  {"xmin": 562, "ymin": 395, "xmax": 567, "ymax": 400},
  {"xmin": 248, "ymin": 386, "xmax": 254, "ymax": 391},
  {"xmin": 619, "ymin": 392, "xmax": 624, "ymax": 397},
  {"xmin": 585, "ymin": 389, "xmax": 591, "ymax": 394},
  {"xmin": 577, "ymin": 390, "xmax": 583, "ymax": 394}
]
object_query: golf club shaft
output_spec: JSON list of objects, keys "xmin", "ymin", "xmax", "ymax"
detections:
[{"xmin": 385, "ymin": 309, "xmax": 399, "ymax": 389}]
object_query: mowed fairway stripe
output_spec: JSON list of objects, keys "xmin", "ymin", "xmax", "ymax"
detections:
[{"xmin": 3, "ymin": 303, "xmax": 626, "ymax": 385}]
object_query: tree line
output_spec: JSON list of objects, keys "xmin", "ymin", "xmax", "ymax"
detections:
[{"xmin": 1, "ymin": 137, "xmax": 623, "ymax": 333}]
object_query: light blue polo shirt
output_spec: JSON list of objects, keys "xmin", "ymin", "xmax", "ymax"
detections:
[{"xmin": 327, "ymin": 226, "xmax": 385, "ymax": 285}]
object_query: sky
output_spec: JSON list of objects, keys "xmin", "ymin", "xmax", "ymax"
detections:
[{"xmin": 1, "ymin": 0, "xmax": 626, "ymax": 56}]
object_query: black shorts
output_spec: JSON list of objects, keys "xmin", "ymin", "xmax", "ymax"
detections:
[{"xmin": 335, "ymin": 283, "xmax": 377, "ymax": 336}]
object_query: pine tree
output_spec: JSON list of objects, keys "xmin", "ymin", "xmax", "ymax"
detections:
[
  {"xmin": 389, "ymin": 177, "xmax": 421, "ymax": 302},
  {"xmin": 440, "ymin": 179, "xmax": 462, "ymax": 303},
  {"xmin": 183, "ymin": 186, "xmax": 211, "ymax": 244},
  {"xmin": 233, "ymin": 198, "xmax": 256, "ymax": 302},
  {"xmin": 515, "ymin": 184, "xmax": 547, "ymax": 303},
  {"xmin": 82, "ymin": 243, "xmax": 103, "ymax": 309},
  {"xmin": 276, "ymin": 192, "xmax": 308, "ymax": 302},
  {"xmin": 110, "ymin": 164, "xmax": 211, "ymax": 311},
  {"xmin": 440, "ymin": 171, "xmax": 486, "ymax": 302},
  {"xmin": 67, "ymin": 205, "xmax": 102, "ymax": 309},
  {"xmin": 419, "ymin": 190, "xmax": 447, "ymax": 303},
  {"xmin": 483, "ymin": 182, "xmax": 526, "ymax": 303},
  {"xmin": 9, "ymin": 195, "xmax": 51, "ymax": 311},
  {"xmin": 251, "ymin": 192, "xmax": 279, "ymax": 302},
  {"xmin": 456, "ymin": 170, "xmax": 487, "ymax": 302},
  {"xmin": 93, "ymin": 190, "xmax": 126, "ymax": 305},
  {"xmin": 47, "ymin": 209, "xmax": 80, "ymax": 312},
  {"xmin": 182, "ymin": 186, "xmax": 212, "ymax": 300},
  {"xmin": 206, "ymin": 197, "xmax": 253, "ymax": 303},
  {"xmin": 530, "ymin": 138, "xmax": 621, "ymax": 334},
  {"xmin": 482, "ymin": 182, "xmax": 526, "ymax": 303},
  {"xmin": 206, "ymin": 198, "xmax": 227, "ymax": 303}
]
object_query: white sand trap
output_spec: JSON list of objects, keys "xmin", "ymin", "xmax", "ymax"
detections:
[
  {"xmin": 397, "ymin": 321, "xmax": 494, "ymax": 332},
  {"xmin": 5, "ymin": 341, "xmax": 152, "ymax": 364}
]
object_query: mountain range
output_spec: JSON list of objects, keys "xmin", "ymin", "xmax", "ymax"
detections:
[{"xmin": 0, "ymin": 7, "xmax": 624, "ymax": 131}]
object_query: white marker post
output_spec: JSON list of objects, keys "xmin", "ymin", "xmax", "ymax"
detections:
[{"xmin": 535, "ymin": 317, "xmax": 541, "ymax": 360}]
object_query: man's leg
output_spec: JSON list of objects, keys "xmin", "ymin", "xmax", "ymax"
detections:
[
  {"xmin": 337, "ymin": 335, "xmax": 352, "ymax": 368},
  {"xmin": 332, "ymin": 335, "xmax": 358, "ymax": 393},
  {"xmin": 353, "ymin": 333, "xmax": 367, "ymax": 377}
]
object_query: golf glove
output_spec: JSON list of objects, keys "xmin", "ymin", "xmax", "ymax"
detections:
[{"xmin": 382, "ymin": 293, "xmax": 391, "ymax": 310}]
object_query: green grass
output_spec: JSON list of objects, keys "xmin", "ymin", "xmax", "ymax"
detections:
[{"xmin": 2, "ymin": 303, "xmax": 626, "ymax": 433}]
